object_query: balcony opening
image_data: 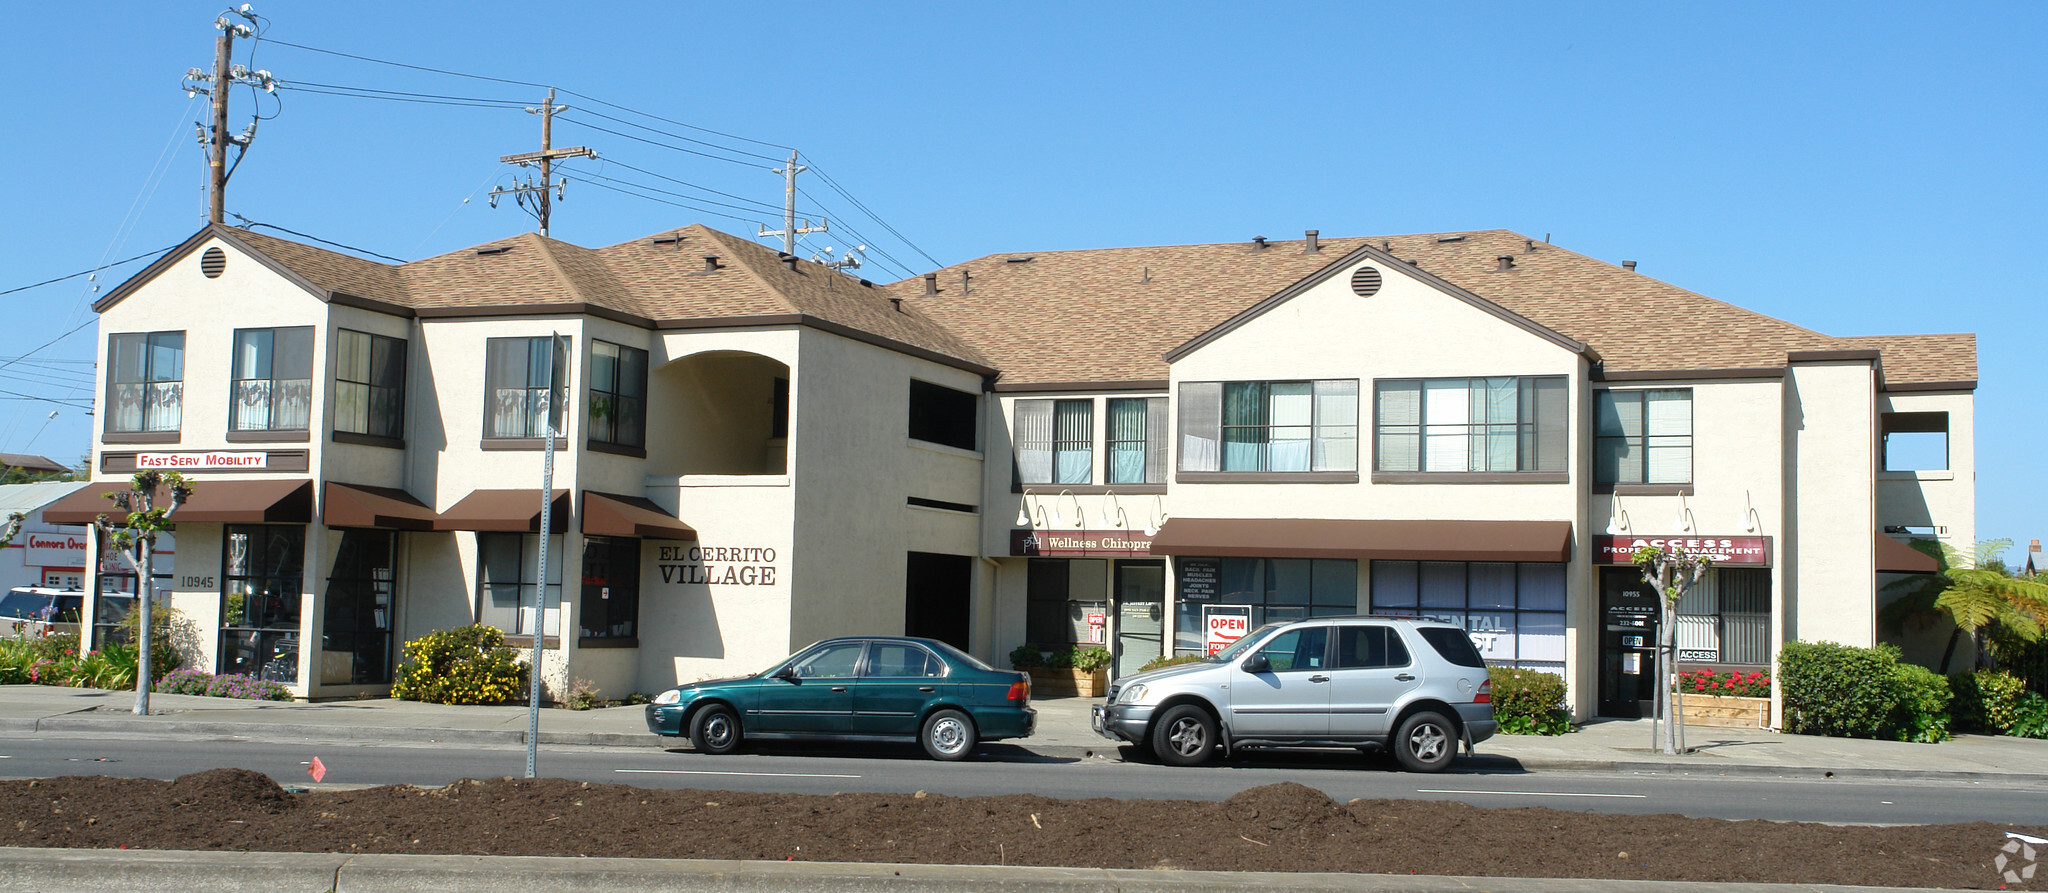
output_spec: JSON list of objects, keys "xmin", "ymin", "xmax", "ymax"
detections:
[
  {"xmin": 1880, "ymin": 411, "xmax": 1948, "ymax": 472},
  {"xmin": 647, "ymin": 350, "xmax": 791, "ymax": 476}
]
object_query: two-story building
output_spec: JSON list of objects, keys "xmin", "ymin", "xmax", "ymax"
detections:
[{"xmin": 58, "ymin": 223, "xmax": 1971, "ymax": 718}]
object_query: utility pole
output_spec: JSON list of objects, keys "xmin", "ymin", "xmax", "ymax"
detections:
[
  {"xmin": 492, "ymin": 88, "xmax": 595, "ymax": 238},
  {"xmin": 758, "ymin": 150, "xmax": 826, "ymax": 255},
  {"xmin": 183, "ymin": 7, "xmax": 274, "ymax": 226}
]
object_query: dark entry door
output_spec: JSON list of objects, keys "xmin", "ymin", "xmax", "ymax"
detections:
[
  {"xmin": 904, "ymin": 552, "xmax": 971, "ymax": 651},
  {"xmin": 1599, "ymin": 566, "xmax": 1660, "ymax": 717},
  {"xmin": 1112, "ymin": 561, "xmax": 1164, "ymax": 679}
]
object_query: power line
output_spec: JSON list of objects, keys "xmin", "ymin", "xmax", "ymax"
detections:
[
  {"xmin": 229, "ymin": 217, "xmax": 407, "ymax": 262},
  {"xmin": 804, "ymin": 161, "xmax": 943, "ymax": 269},
  {"xmin": 581, "ymin": 158, "xmax": 789, "ymax": 216},
  {"xmin": 560, "ymin": 107, "xmax": 783, "ymax": 164},
  {"xmin": 277, "ymin": 80, "xmax": 529, "ymax": 107},
  {"xmin": 275, "ymin": 83, "xmax": 529, "ymax": 110},
  {"xmin": 554, "ymin": 115, "xmax": 768, "ymax": 170},
  {"xmin": 552, "ymin": 172, "xmax": 760, "ymax": 227},
  {"xmin": 0, "ymin": 246, "xmax": 178, "ymax": 298}
]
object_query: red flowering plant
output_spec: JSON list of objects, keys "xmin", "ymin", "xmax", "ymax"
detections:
[{"xmin": 1676, "ymin": 667, "xmax": 1771, "ymax": 698}]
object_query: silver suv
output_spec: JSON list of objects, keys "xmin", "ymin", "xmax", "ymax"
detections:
[{"xmin": 1091, "ymin": 616, "xmax": 1496, "ymax": 772}]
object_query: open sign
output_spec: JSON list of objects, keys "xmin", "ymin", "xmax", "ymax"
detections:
[{"xmin": 1203, "ymin": 605, "xmax": 1252, "ymax": 656}]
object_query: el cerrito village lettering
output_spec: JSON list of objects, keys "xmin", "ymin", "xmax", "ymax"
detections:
[{"xmin": 657, "ymin": 544, "xmax": 778, "ymax": 586}]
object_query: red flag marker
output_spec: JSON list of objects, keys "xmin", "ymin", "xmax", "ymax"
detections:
[{"xmin": 308, "ymin": 756, "xmax": 326, "ymax": 783}]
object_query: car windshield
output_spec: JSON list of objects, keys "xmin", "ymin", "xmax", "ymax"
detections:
[
  {"xmin": 1207, "ymin": 623, "xmax": 1284, "ymax": 663},
  {"xmin": 0, "ymin": 589, "xmax": 54, "ymax": 621}
]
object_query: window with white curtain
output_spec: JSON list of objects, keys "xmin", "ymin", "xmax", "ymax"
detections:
[
  {"xmin": 1369, "ymin": 560, "xmax": 1567, "ymax": 672},
  {"xmin": 230, "ymin": 327, "xmax": 314, "ymax": 432},
  {"xmin": 484, "ymin": 336, "xmax": 568, "ymax": 439},
  {"xmin": 1014, "ymin": 399, "xmax": 1093, "ymax": 484},
  {"xmin": 1375, "ymin": 376, "xmax": 1566, "ymax": 474},
  {"xmin": 1177, "ymin": 379, "xmax": 1357, "ymax": 473},
  {"xmin": 106, "ymin": 331, "xmax": 184, "ymax": 433},
  {"xmin": 1107, "ymin": 397, "xmax": 1167, "ymax": 484},
  {"xmin": 1595, "ymin": 388, "xmax": 1692, "ymax": 484}
]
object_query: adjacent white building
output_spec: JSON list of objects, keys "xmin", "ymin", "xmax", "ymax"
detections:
[{"xmin": 59, "ymin": 224, "xmax": 1972, "ymax": 717}]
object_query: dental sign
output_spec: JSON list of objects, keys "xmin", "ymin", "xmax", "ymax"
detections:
[
  {"xmin": 135, "ymin": 452, "xmax": 269, "ymax": 470},
  {"xmin": 1593, "ymin": 535, "xmax": 1772, "ymax": 566}
]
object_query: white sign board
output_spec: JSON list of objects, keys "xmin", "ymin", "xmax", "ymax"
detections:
[
  {"xmin": 1203, "ymin": 604, "xmax": 1252, "ymax": 657},
  {"xmin": 135, "ymin": 452, "xmax": 268, "ymax": 470},
  {"xmin": 24, "ymin": 532, "xmax": 90, "ymax": 567}
]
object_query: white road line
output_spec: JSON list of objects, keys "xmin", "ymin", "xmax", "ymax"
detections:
[
  {"xmin": 615, "ymin": 768, "xmax": 862, "ymax": 779},
  {"xmin": 1418, "ymin": 789, "xmax": 1647, "ymax": 799}
]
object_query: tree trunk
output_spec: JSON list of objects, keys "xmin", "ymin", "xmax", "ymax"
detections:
[
  {"xmin": 1937, "ymin": 628, "xmax": 1960, "ymax": 675},
  {"xmin": 134, "ymin": 538, "xmax": 153, "ymax": 716}
]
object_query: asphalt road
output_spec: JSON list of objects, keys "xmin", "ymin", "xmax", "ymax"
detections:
[{"xmin": 4, "ymin": 731, "xmax": 2044, "ymax": 827}]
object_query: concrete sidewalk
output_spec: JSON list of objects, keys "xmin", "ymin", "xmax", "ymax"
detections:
[{"xmin": 3, "ymin": 684, "xmax": 2046, "ymax": 784}]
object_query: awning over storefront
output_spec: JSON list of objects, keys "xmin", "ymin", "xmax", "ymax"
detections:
[
  {"xmin": 1875, "ymin": 532, "xmax": 1941, "ymax": 574},
  {"xmin": 435, "ymin": 489, "xmax": 570, "ymax": 533},
  {"xmin": 43, "ymin": 479, "xmax": 313, "ymax": 525},
  {"xmin": 582, "ymin": 491, "xmax": 696, "ymax": 540},
  {"xmin": 1150, "ymin": 518, "xmax": 1573, "ymax": 563},
  {"xmin": 324, "ymin": 482, "xmax": 438, "ymax": 531}
]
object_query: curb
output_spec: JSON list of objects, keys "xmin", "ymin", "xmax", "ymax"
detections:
[{"xmin": 0, "ymin": 847, "xmax": 1967, "ymax": 893}]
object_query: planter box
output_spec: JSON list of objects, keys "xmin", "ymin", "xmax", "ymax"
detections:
[
  {"xmin": 1025, "ymin": 668, "xmax": 1107, "ymax": 698},
  {"xmin": 1679, "ymin": 694, "xmax": 1771, "ymax": 729}
]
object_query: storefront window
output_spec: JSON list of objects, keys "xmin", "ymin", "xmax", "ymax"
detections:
[
  {"xmin": 322, "ymin": 530, "xmax": 394, "ymax": 685},
  {"xmin": 580, "ymin": 536, "xmax": 639, "ymax": 640},
  {"xmin": 1026, "ymin": 558, "xmax": 1106, "ymax": 647},
  {"xmin": 477, "ymin": 533, "xmax": 563, "ymax": 636},
  {"xmin": 1173, "ymin": 557, "xmax": 1357, "ymax": 655},
  {"xmin": 1369, "ymin": 560, "xmax": 1565, "ymax": 672},
  {"xmin": 1675, "ymin": 567, "xmax": 1771, "ymax": 665},
  {"xmin": 90, "ymin": 542, "xmax": 154, "ymax": 648},
  {"xmin": 220, "ymin": 525, "xmax": 305, "ymax": 683}
]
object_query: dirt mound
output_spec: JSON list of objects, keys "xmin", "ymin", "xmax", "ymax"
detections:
[
  {"xmin": 1222, "ymin": 782, "xmax": 1347, "ymax": 831},
  {"xmin": 0, "ymin": 773, "xmax": 2030, "ymax": 888}
]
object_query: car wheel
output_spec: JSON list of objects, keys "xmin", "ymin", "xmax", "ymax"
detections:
[
  {"xmin": 1150, "ymin": 704, "xmax": 1216, "ymax": 766},
  {"xmin": 691, "ymin": 703, "xmax": 743, "ymax": 755},
  {"xmin": 921, "ymin": 708, "xmax": 977, "ymax": 761},
  {"xmin": 1393, "ymin": 710, "xmax": 1456, "ymax": 772}
]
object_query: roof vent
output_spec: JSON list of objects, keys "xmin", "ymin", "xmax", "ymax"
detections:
[
  {"xmin": 778, "ymin": 252, "xmax": 800, "ymax": 272},
  {"xmin": 1524, "ymin": 239, "xmax": 1536, "ymax": 253},
  {"xmin": 1139, "ymin": 266, "xmax": 1151, "ymax": 284},
  {"xmin": 1350, "ymin": 266, "xmax": 1383, "ymax": 297},
  {"xmin": 200, "ymin": 246, "xmax": 227, "ymax": 279},
  {"xmin": 700, "ymin": 255, "xmax": 722, "ymax": 274},
  {"xmin": 1005, "ymin": 256, "xmax": 1034, "ymax": 264},
  {"xmin": 959, "ymin": 269, "xmax": 971, "ymax": 294},
  {"xmin": 1303, "ymin": 230, "xmax": 1320, "ymax": 253},
  {"xmin": 923, "ymin": 273, "xmax": 938, "ymax": 296},
  {"xmin": 859, "ymin": 278, "xmax": 874, "ymax": 288},
  {"xmin": 1251, "ymin": 235, "xmax": 1268, "ymax": 249},
  {"xmin": 1622, "ymin": 260, "xmax": 1638, "ymax": 272},
  {"xmin": 651, "ymin": 234, "xmax": 684, "ymax": 247},
  {"xmin": 1435, "ymin": 235, "xmax": 1466, "ymax": 243},
  {"xmin": 475, "ymin": 245, "xmax": 512, "ymax": 256},
  {"xmin": 1496, "ymin": 255, "xmax": 1515, "ymax": 272},
  {"xmin": 890, "ymin": 296, "xmax": 903, "ymax": 312}
]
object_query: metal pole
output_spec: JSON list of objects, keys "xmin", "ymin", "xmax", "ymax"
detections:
[{"xmin": 526, "ymin": 336, "xmax": 559, "ymax": 778}]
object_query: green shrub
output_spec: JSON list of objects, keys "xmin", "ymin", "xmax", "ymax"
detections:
[
  {"xmin": 1008, "ymin": 645, "xmax": 1045, "ymax": 670},
  {"xmin": 1949, "ymin": 670, "xmax": 2026, "ymax": 734},
  {"xmin": 155, "ymin": 667, "xmax": 215, "ymax": 695},
  {"xmin": 2011, "ymin": 693, "xmax": 2048, "ymax": 740},
  {"xmin": 1071, "ymin": 646, "xmax": 1112, "ymax": 672},
  {"xmin": 1489, "ymin": 667, "xmax": 1572, "ymax": 736},
  {"xmin": 391, "ymin": 624, "xmax": 529, "ymax": 705},
  {"xmin": 1138, "ymin": 654, "xmax": 1205, "ymax": 673},
  {"xmin": 1779, "ymin": 641, "xmax": 1902, "ymax": 738},
  {"xmin": 114, "ymin": 602, "xmax": 184, "ymax": 681},
  {"xmin": 1888, "ymin": 663, "xmax": 1952, "ymax": 743}
]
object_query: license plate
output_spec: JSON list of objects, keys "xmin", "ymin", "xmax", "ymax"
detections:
[{"xmin": 1090, "ymin": 705, "xmax": 1106, "ymax": 734}]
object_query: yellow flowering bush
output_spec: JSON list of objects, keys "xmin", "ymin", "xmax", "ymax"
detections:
[{"xmin": 391, "ymin": 624, "xmax": 529, "ymax": 705}]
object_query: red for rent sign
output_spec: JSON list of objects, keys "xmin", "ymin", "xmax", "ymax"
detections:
[{"xmin": 1203, "ymin": 605, "xmax": 1252, "ymax": 656}]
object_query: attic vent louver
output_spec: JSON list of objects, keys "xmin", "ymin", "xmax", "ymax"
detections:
[
  {"xmin": 1252, "ymin": 236, "xmax": 1269, "ymax": 249},
  {"xmin": 1622, "ymin": 260, "xmax": 1638, "ymax": 272},
  {"xmin": 1435, "ymin": 235, "xmax": 1466, "ymax": 243},
  {"xmin": 200, "ymin": 247, "xmax": 227, "ymax": 278},
  {"xmin": 700, "ymin": 255, "xmax": 722, "ymax": 274},
  {"xmin": 1005, "ymin": 256, "xmax": 1034, "ymax": 263},
  {"xmin": 1350, "ymin": 266, "xmax": 1383, "ymax": 297},
  {"xmin": 651, "ymin": 235, "xmax": 684, "ymax": 246},
  {"xmin": 475, "ymin": 246, "xmax": 512, "ymax": 256}
]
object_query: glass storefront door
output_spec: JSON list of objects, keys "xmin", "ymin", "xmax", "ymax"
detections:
[
  {"xmin": 1112, "ymin": 561, "xmax": 1164, "ymax": 678},
  {"xmin": 322, "ymin": 530, "xmax": 394, "ymax": 685},
  {"xmin": 1598, "ymin": 566, "xmax": 1659, "ymax": 717},
  {"xmin": 221, "ymin": 525, "xmax": 305, "ymax": 683}
]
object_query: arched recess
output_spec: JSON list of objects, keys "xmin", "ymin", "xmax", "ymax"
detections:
[{"xmin": 646, "ymin": 350, "xmax": 791, "ymax": 476}]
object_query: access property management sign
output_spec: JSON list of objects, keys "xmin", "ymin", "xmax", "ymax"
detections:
[{"xmin": 1593, "ymin": 535, "xmax": 1772, "ymax": 566}]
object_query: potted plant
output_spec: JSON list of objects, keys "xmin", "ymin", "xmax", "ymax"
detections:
[
  {"xmin": 1015, "ymin": 645, "xmax": 1110, "ymax": 697},
  {"xmin": 1675, "ymin": 668, "xmax": 1773, "ymax": 728}
]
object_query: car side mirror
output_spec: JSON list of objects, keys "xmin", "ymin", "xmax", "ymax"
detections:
[
  {"xmin": 772, "ymin": 667, "xmax": 799, "ymax": 682},
  {"xmin": 1242, "ymin": 654, "xmax": 1270, "ymax": 673}
]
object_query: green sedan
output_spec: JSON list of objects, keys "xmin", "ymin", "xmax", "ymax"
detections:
[{"xmin": 644, "ymin": 636, "xmax": 1036, "ymax": 761}]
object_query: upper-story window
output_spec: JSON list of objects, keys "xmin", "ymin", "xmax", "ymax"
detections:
[
  {"xmin": 908, "ymin": 379, "xmax": 977, "ymax": 451},
  {"xmin": 1015, "ymin": 399, "xmax": 1092, "ymax": 484},
  {"xmin": 1179, "ymin": 380, "xmax": 1358, "ymax": 473},
  {"xmin": 587, "ymin": 340, "xmax": 648, "ymax": 450},
  {"xmin": 1880, "ymin": 411, "xmax": 1948, "ymax": 472},
  {"xmin": 106, "ymin": 331, "xmax": 185, "ymax": 434},
  {"xmin": 1107, "ymin": 396, "xmax": 1168, "ymax": 485},
  {"xmin": 1375, "ymin": 376, "xmax": 1566, "ymax": 475},
  {"xmin": 231, "ymin": 327, "xmax": 315, "ymax": 432},
  {"xmin": 334, "ymin": 329, "xmax": 406, "ymax": 441},
  {"xmin": 1595, "ymin": 388, "xmax": 1691, "ymax": 484},
  {"xmin": 485, "ymin": 336, "xmax": 569, "ymax": 439}
]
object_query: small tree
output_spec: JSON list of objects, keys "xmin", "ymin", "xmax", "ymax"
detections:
[
  {"xmin": 1879, "ymin": 538, "xmax": 2048, "ymax": 673},
  {"xmin": 90, "ymin": 471, "xmax": 191, "ymax": 715},
  {"xmin": 1634, "ymin": 543, "xmax": 1711, "ymax": 756}
]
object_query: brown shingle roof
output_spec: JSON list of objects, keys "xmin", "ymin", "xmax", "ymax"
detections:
[
  {"xmin": 898, "ymin": 230, "xmax": 1973, "ymax": 389},
  {"xmin": 1839, "ymin": 334, "xmax": 1977, "ymax": 388}
]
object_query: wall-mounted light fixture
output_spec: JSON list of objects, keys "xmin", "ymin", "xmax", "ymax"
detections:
[
  {"xmin": 1060, "ymin": 490, "xmax": 1086, "ymax": 528},
  {"xmin": 1740, "ymin": 490, "xmax": 1762, "ymax": 534},
  {"xmin": 1605, "ymin": 491, "xmax": 1631, "ymax": 536},
  {"xmin": 1672, "ymin": 492, "xmax": 1696, "ymax": 534},
  {"xmin": 1097, "ymin": 491, "xmax": 1128, "ymax": 529},
  {"xmin": 1015, "ymin": 489, "xmax": 1036, "ymax": 527},
  {"xmin": 1143, "ymin": 495, "xmax": 1169, "ymax": 538}
]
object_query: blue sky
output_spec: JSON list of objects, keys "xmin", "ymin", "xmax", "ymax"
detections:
[{"xmin": 4, "ymin": 2, "xmax": 2041, "ymax": 559}]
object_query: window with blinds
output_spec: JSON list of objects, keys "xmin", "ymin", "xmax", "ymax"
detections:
[
  {"xmin": 1177, "ymin": 379, "xmax": 1357, "ymax": 473},
  {"xmin": 1375, "ymin": 376, "xmax": 1567, "ymax": 474},
  {"xmin": 1595, "ymin": 388, "xmax": 1692, "ymax": 484},
  {"xmin": 1015, "ymin": 399, "xmax": 1093, "ymax": 484}
]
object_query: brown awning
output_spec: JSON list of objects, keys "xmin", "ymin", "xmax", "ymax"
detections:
[
  {"xmin": 1876, "ymin": 532, "xmax": 1941, "ymax": 574},
  {"xmin": 582, "ymin": 491, "xmax": 696, "ymax": 540},
  {"xmin": 43, "ymin": 479, "xmax": 313, "ymax": 525},
  {"xmin": 436, "ymin": 489, "xmax": 569, "ymax": 533},
  {"xmin": 1150, "ymin": 518, "xmax": 1574, "ymax": 563},
  {"xmin": 324, "ymin": 482, "xmax": 437, "ymax": 531}
]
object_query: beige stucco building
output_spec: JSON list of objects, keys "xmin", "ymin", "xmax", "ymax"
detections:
[{"xmin": 59, "ymin": 224, "xmax": 1972, "ymax": 718}]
